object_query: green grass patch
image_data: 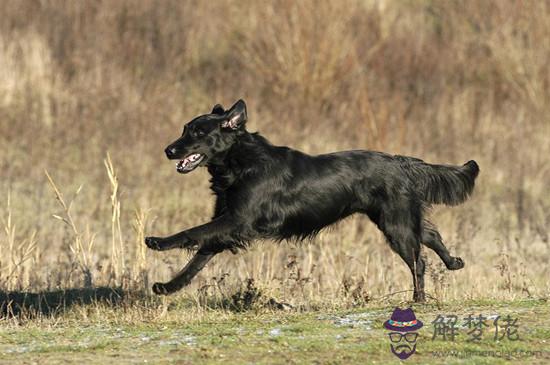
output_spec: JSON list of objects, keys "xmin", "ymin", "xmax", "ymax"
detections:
[{"xmin": 0, "ymin": 299, "xmax": 548, "ymax": 364}]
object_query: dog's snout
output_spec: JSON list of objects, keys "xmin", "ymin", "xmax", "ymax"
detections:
[{"xmin": 165, "ymin": 147, "xmax": 177, "ymax": 159}]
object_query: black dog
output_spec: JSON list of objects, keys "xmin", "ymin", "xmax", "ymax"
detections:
[{"xmin": 146, "ymin": 100, "xmax": 479, "ymax": 302}]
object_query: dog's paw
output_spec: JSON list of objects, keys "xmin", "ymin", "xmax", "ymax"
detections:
[
  {"xmin": 152, "ymin": 282, "xmax": 169, "ymax": 295},
  {"xmin": 447, "ymin": 257, "xmax": 465, "ymax": 270},
  {"xmin": 145, "ymin": 236, "xmax": 163, "ymax": 251}
]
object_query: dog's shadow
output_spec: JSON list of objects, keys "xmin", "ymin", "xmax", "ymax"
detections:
[{"xmin": 0, "ymin": 287, "xmax": 134, "ymax": 318}]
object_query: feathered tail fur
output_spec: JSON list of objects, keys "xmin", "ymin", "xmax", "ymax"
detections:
[{"xmin": 397, "ymin": 156, "xmax": 480, "ymax": 206}]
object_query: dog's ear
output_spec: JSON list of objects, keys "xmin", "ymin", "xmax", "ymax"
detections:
[
  {"xmin": 221, "ymin": 99, "xmax": 247, "ymax": 130},
  {"xmin": 211, "ymin": 104, "xmax": 225, "ymax": 115}
]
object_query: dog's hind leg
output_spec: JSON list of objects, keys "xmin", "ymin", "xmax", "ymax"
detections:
[
  {"xmin": 379, "ymin": 200, "xmax": 426, "ymax": 302},
  {"xmin": 421, "ymin": 224, "xmax": 464, "ymax": 270}
]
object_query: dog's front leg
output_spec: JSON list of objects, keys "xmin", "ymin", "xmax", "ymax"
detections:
[
  {"xmin": 145, "ymin": 216, "xmax": 233, "ymax": 251},
  {"xmin": 145, "ymin": 231, "xmax": 196, "ymax": 251},
  {"xmin": 152, "ymin": 247, "xmax": 217, "ymax": 295},
  {"xmin": 147, "ymin": 216, "xmax": 237, "ymax": 294}
]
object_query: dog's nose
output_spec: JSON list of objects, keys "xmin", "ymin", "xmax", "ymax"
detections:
[{"xmin": 165, "ymin": 147, "xmax": 177, "ymax": 159}]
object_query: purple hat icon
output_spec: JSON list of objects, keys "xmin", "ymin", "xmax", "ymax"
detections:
[{"xmin": 384, "ymin": 307, "xmax": 423, "ymax": 332}]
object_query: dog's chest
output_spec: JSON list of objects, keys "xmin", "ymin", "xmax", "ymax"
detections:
[{"xmin": 208, "ymin": 165, "xmax": 238, "ymax": 194}]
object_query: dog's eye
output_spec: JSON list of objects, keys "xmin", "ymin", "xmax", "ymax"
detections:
[{"xmin": 195, "ymin": 129, "xmax": 206, "ymax": 138}]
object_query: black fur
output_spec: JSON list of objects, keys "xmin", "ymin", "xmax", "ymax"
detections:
[{"xmin": 146, "ymin": 100, "xmax": 479, "ymax": 302}]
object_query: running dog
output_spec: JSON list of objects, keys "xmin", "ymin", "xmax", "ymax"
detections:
[{"xmin": 145, "ymin": 100, "xmax": 479, "ymax": 302}]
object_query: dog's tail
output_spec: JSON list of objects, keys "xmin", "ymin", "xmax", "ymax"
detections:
[{"xmin": 398, "ymin": 157, "xmax": 480, "ymax": 206}]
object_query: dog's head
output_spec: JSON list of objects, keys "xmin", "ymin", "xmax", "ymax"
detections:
[{"xmin": 165, "ymin": 100, "xmax": 248, "ymax": 174}]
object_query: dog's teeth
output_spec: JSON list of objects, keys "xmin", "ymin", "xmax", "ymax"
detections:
[{"xmin": 176, "ymin": 154, "xmax": 202, "ymax": 173}]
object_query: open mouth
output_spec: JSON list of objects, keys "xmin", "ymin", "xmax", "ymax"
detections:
[{"xmin": 176, "ymin": 153, "xmax": 205, "ymax": 174}]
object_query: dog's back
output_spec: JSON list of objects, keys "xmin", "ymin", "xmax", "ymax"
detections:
[{"xmin": 211, "ymin": 138, "xmax": 479, "ymax": 242}]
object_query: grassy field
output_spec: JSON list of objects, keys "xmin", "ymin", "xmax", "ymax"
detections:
[
  {"xmin": 1, "ymin": 298, "xmax": 549, "ymax": 364},
  {"xmin": 1, "ymin": 0, "xmax": 549, "ymax": 363}
]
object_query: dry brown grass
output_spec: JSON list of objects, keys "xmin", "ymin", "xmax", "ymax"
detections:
[{"xmin": 0, "ymin": 0, "xmax": 549, "ymax": 312}]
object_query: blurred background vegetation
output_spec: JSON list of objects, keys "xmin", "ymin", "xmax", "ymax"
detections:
[{"xmin": 0, "ymin": 0, "xmax": 548, "ymax": 307}]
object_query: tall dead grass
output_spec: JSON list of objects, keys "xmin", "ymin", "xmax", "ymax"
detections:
[{"xmin": 0, "ymin": 0, "xmax": 549, "ymax": 309}]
